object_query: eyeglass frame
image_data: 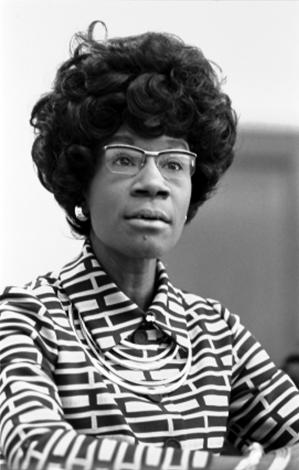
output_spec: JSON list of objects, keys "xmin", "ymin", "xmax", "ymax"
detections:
[{"xmin": 102, "ymin": 143, "xmax": 198, "ymax": 179}]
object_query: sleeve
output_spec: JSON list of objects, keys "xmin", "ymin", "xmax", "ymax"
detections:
[
  {"xmin": 211, "ymin": 301, "xmax": 299, "ymax": 452},
  {"xmin": 0, "ymin": 287, "xmax": 211, "ymax": 470}
]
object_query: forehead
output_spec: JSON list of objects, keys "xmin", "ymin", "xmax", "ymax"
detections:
[{"xmin": 109, "ymin": 125, "xmax": 189, "ymax": 150}]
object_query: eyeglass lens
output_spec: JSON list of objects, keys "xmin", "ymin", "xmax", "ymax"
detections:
[{"xmin": 104, "ymin": 145, "xmax": 196, "ymax": 178}]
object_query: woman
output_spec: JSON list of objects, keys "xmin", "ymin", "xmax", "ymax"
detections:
[{"xmin": 1, "ymin": 21, "xmax": 299, "ymax": 470}]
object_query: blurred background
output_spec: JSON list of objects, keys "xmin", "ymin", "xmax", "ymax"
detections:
[{"xmin": 1, "ymin": 0, "xmax": 299, "ymax": 365}]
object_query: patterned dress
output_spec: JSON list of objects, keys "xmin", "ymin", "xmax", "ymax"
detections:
[{"xmin": 1, "ymin": 240, "xmax": 299, "ymax": 470}]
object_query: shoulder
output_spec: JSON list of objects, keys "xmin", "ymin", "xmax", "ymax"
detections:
[
  {"xmin": 0, "ymin": 269, "xmax": 60, "ymax": 301},
  {"xmin": 0, "ymin": 270, "xmax": 65, "ymax": 327},
  {"xmin": 179, "ymin": 289, "xmax": 241, "ymax": 334},
  {"xmin": 0, "ymin": 272, "xmax": 66, "ymax": 368}
]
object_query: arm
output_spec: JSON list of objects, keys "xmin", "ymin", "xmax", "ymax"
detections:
[
  {"xmin": 207, "ymin": 300, "xmax": 299, "ymax": 453},
  {"xmin": 228, "ymin": 314, "xmax": 299, "ymax": 451}
]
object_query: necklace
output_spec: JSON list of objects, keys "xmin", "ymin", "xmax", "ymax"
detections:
[{"xmin": 68, "ymin": 306, "xmax": 193, "ymax": 396}]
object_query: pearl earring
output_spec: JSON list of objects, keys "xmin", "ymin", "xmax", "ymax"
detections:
[{"xmin": 74, "ymin": 205, "xmax": 88, "ymax": 222}]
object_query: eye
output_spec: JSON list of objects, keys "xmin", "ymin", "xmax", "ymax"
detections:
[
  {"xmin": 161, "ymin": 157, "xmax": 185, "ymax": 172},
  {"xmin": 111, "ymin": 152, "xmax": 137, "ymax": 167}
]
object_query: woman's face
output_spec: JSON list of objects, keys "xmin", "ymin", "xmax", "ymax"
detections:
[{"xmin": 87, "ymin": 125, "xmax": 192, "ymax": 262}]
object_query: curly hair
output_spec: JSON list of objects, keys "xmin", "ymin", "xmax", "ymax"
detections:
[{"xmin": 30, "ymin": 21, "xmax": 237, "ymax": 237}]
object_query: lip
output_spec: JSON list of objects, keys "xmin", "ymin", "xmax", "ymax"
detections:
[{"xmin": 124, "ymin": 208, "xmax": 171, "ymax": 224}]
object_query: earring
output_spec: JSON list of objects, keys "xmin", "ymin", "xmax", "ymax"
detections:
[{"xmin": 74, "ymin": 205, "xmax": 88, "ymax": 222}]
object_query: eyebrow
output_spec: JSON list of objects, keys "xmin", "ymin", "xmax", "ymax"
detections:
[
  {"xmin": 164, "ymin": 138, "xmax": 189, "ymax": 150},
  {"xmin": 108, "ymin": 134, "xmax": 189, "ymax": 149}
]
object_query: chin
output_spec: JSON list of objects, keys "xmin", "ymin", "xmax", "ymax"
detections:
[{"xmin": 124, "ymin": 236, "xmax": 177, "ymax": 260}]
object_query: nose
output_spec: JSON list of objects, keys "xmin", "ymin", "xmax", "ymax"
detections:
[{"xmin": 130, "ymin": 156, "xmax": 170, "ymax": 199}]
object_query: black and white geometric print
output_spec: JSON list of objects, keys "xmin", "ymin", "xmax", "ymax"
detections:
[{"xmin": 1, "ymin": 240, "xmax": 299, "ymax": 470}]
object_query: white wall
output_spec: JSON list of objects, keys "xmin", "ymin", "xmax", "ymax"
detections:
[{"xmin": 1, "ymin": 0, "xmax": 299, "ymax": 285}]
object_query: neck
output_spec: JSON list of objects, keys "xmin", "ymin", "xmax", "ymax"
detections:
[{"xmin": 89, "ymin": 238, "xmax": 158, "ymax": 311}]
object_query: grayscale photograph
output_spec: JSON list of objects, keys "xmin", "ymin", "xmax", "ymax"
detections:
[{"xmin": 1, "ymin": 1, "xmax": 299, "ymax": 469}]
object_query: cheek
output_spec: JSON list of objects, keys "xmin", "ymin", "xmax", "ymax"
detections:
[
  {"xmin": 88, "ymin": 171, "xmax": 117, "ymax": 218},
  {"xmin": 87, "ymin": 179, "xmax": 128, "ymax": 243},
  {"xmin": 89, "ymin": 195, "xmax": 117, "ymax": 231},
  {"xmin": 177, "ymin": 182, "xmax": 192, "ymax": 216},
  {"xmin": 88, "ymin": 183, "xmax": 112, "ymax": 231},
  {"xmin": 90, "ymin": 201, "xmax": 107, "ymax": 230}
]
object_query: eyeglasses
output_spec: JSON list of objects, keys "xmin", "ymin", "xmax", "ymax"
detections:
[{"xmin": 103, "ymin": 144, "xmax": 197, "ymax": 180}]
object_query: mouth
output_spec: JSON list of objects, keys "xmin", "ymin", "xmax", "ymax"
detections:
[{"xmin": 125, "ymin": 209, "xmax": 171, "ymax": 224}]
